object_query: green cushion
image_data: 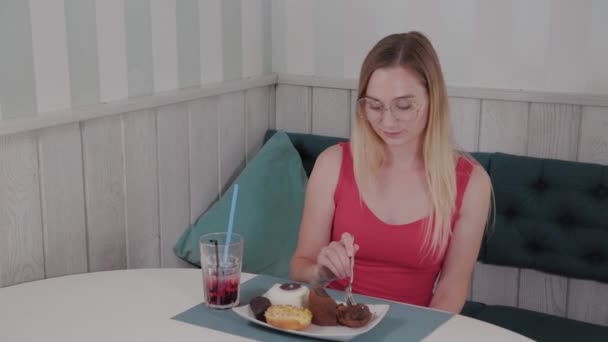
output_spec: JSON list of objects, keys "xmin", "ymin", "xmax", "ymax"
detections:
[
  {"xmin": 477, "ymin": 153, "xmax": 608, "ymax": 282},
  {"xmin": 475, "ymin": 305, "xmax": 608, "ymax": 341},
  {"xmin": 460, "ymin": 300, "xmax": 487, "ymax": 318},
  {"xmin": 174, "ymin": 131, "xmax": 308, "ymax": 278},
  {"xmin": 264, "ymin": 130, "xmax": 348, "ymax": 176}
]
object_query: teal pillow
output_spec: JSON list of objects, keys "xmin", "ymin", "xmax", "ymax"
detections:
[{"xmin": 174, "ymin": 131, "xmax": 308, "ymax": 279}]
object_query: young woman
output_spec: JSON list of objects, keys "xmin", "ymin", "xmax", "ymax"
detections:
[{"xmin": 289, "ymin": 32, "xmax": 492, "ymax": 313}]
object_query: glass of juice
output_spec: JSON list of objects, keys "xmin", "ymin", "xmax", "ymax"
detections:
[{"xmin": 200, "ymin": 232, "xmax": 244, "ymax": 309}]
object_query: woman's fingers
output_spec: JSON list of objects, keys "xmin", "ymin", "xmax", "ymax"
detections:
[
  {"xmin": 317, "ymin": 248, "xmax": 342, "ymax": 280},
  {"xmin": 340, "ymin": 232, "xmax": 356, "ymax": 258},
  {"xmin": 325, "ymin": 244, "xmax": 349, "ymax": 279},
  {"xmin": 316, "ymin": 234, "xmax": 360, "ymax": 282},
  {"xmin": 317, "ymin": 258, "xmax": 340, "ymax": 282},
  {"xmin": 316, "ymin": 264, "xmax": 336, "ymax": 283},
  {"xmin": 341, "ymin": 232, "xmax": 354, "ymax": 244},
  {"xmin": 319, "ymin": 243, "xmax": 350, "ymax": 279}
]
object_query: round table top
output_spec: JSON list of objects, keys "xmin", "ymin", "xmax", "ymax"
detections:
[{"xmin": 0, "ymin": 269, "xmax": 531, "ymax": 341}]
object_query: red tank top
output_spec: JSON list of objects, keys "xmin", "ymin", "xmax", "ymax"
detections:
[{"xmin": 327, "ymin": 142, "xmax": 474, "ymax": 307}]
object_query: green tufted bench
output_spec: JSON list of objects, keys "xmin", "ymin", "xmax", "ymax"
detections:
[{"xmin": 262, "ymin": 129, "xmax": 608, "ymax": 342}]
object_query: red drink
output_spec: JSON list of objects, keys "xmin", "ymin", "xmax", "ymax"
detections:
[
  {"xmin": 199, "ymin": 232, "xmax": 243, "ymax": 309},
  {"xmin": 203, "ymin": 271, "xmax": 240, "ymax": 307}
]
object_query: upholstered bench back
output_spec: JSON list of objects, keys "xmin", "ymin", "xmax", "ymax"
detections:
[
  {"xmin": 263, "ymin": 129, "xmax": 608, "ymax": 284},
  {"xmin": 472, "ymin": 152, "xmax": 607, "ymax": 283}
]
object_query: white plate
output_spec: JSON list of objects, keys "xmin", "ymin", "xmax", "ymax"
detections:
[{"xmin": 232, "ymin": 302, "xmax": 390, "ymax": 341}]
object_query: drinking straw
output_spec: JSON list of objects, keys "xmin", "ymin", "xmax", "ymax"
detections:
[
  {"xmin": 223, "ymin": 184, "xmax": 239, "ymax": 265},
  {"xmin": 210, "ymin": 239, "xmax": 221, "ymax": 305}
]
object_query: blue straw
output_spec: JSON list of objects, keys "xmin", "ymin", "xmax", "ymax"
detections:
[{"xmin": 223, "ymin": 184, "xmax": 239, "ymax": 264}]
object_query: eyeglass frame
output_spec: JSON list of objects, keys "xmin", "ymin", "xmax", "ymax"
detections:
[{"xmin": 357, "ymin": 96, "xmax": 424, "ymax": 122}]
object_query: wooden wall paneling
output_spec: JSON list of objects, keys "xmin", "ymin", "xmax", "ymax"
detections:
[
  {"xmin": 219, "ymin": 91, "xmax": 246, "ymax": 194},
  {"xmin": 275, "ymin": 84, "xmax": 311, "ymax": 134},
  {"xmin": 471, "ymin": 262, "xmax": 519, "ymax": 306},
  {"xmin": 311, "ymin": 87, "xmax": 350, "ymax": 138},
  {"xmin": 467, "ymin": 271, "xmax": 474, "ymax": 300},
  {"xmin": 123, "ymin": 110, "xmax": 160, "ymax": 268},
  {"xmin": 189, "ymin": 97, "xmax": 220, "ymax": 223},
  {"xmin": 269, "ymin": 85, "xmax": 276, "ymax": 129},
  {"xmin": 578, "ymin": 106, "xmax": 608, "ymax": 164},
  {"xmin": 245, "ymin": 86, "xmax": 271, "ymax": 163},
  {"xmin": 518, "ymin": 269, "xmax": 568, "ymax": 317},
  {"xmin": 0, "ymin": 133, "xmax": 44, "ymax": 287},
  {"xmin": 479, "ymin": 100, "xmax": 529, "ymax": 155},
  {"xmin": 449, "ymin": 97, "xmax": 482, "ymax": 152},
  {"xmin": 81, "ymin": 116, "xmax": 126, "ymax": 272},
  {"xmin": 157, "ymin": 103, "xmax": 192, "ymax": 268},
  {"xmin": 527, "ymin": 103, "xmax": 582, "ymax": 160},
  {"xmin": 567, "ymin": 279, "xmax": 608, "ymax": 326},
  {"xmin": 37, "ymin": 123, "xmax": 87, "ymax": 277}
]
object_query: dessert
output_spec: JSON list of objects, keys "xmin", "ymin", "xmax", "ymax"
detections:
[
  {"xmin": 263, "ymin": 283, "xmax": 310, "ymax": 308},
  {"xmin": 307, "ymin": 286, "xmax": 338, "ymax": 326},
  {"xmin": 249, "ymin": 296, "xmax": 272, "ymax": 322},
  {"xmin": 248, "ymin": 283, "xmax": 375, "ymax": 331},
  {"xmin": 336, "ymin": 303, "xmax": 373, "ymax": 328},
  {"xmin": 264, "ymin": 305, "xmax": 313, "ymax": 331}
]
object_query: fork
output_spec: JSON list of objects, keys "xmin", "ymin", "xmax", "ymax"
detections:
[{"xmin": 345, "ymin": 255, "xmax": 356, "ymax": 306}]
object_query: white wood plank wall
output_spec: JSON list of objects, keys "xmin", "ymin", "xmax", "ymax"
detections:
[{"xmin": 0, "ymin": 85, "xmax": 273, "ymax": 287}]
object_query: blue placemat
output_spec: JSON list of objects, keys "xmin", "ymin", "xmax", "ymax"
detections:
[{"xmin": 172, "ymin": 274, "xmax": 452, "ymax": 341}]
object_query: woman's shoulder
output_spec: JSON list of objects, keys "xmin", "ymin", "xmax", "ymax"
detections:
[
  {"xmin": 311, "ymin": 143, "xmax": 345, "ymax": 178},
  {"xmin": 454, "ymin": 152, "xmax": 492, "ymax": 199},
  {"xmin": 455, "ymin": 152, "xmax": 487, "ymax": 175},
  {"xmin": 306, "ymin": 143, "xmax": 347, "ymax": 203}
]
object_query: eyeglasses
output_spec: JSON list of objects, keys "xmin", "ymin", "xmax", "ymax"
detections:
[{"xmin": 358, "ymin": 97, "xmax": 422, "ymax": 122}]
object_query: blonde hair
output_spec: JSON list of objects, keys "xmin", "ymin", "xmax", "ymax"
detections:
[{"xmin": 351, "ymin": 32, "xmax": 458, "ymax": 261}]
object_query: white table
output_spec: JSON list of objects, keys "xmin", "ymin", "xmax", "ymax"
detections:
[{"xmin": 0, "ymin": 269, "xmax": 531, "ymax": 341}]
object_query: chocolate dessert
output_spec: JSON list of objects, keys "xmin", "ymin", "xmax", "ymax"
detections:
[
  {"xmin": 336, "ymin": 303, "xmax": 372, "ymax": 328},
  {"xmin": 249, "ymin": 296, "xmax": 272, "ymax": 322},
  {"xmin": 307, "ymin": 286, "xmax": 338, "ymax": 326}
]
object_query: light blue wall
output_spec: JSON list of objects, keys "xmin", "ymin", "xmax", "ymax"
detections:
[{"xmin": 0, "ymin": 0, "xmax": 272, "ymax": 120}]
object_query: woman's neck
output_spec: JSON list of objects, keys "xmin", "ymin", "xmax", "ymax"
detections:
[{"xmin": 383, "ymin": 141, "xmax": 424, "ymax": 171}]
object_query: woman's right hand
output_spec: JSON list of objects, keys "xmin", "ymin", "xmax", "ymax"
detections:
[{"xmin": 315, "ymin": 233, "xmax": 359, "ymax": 281}]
